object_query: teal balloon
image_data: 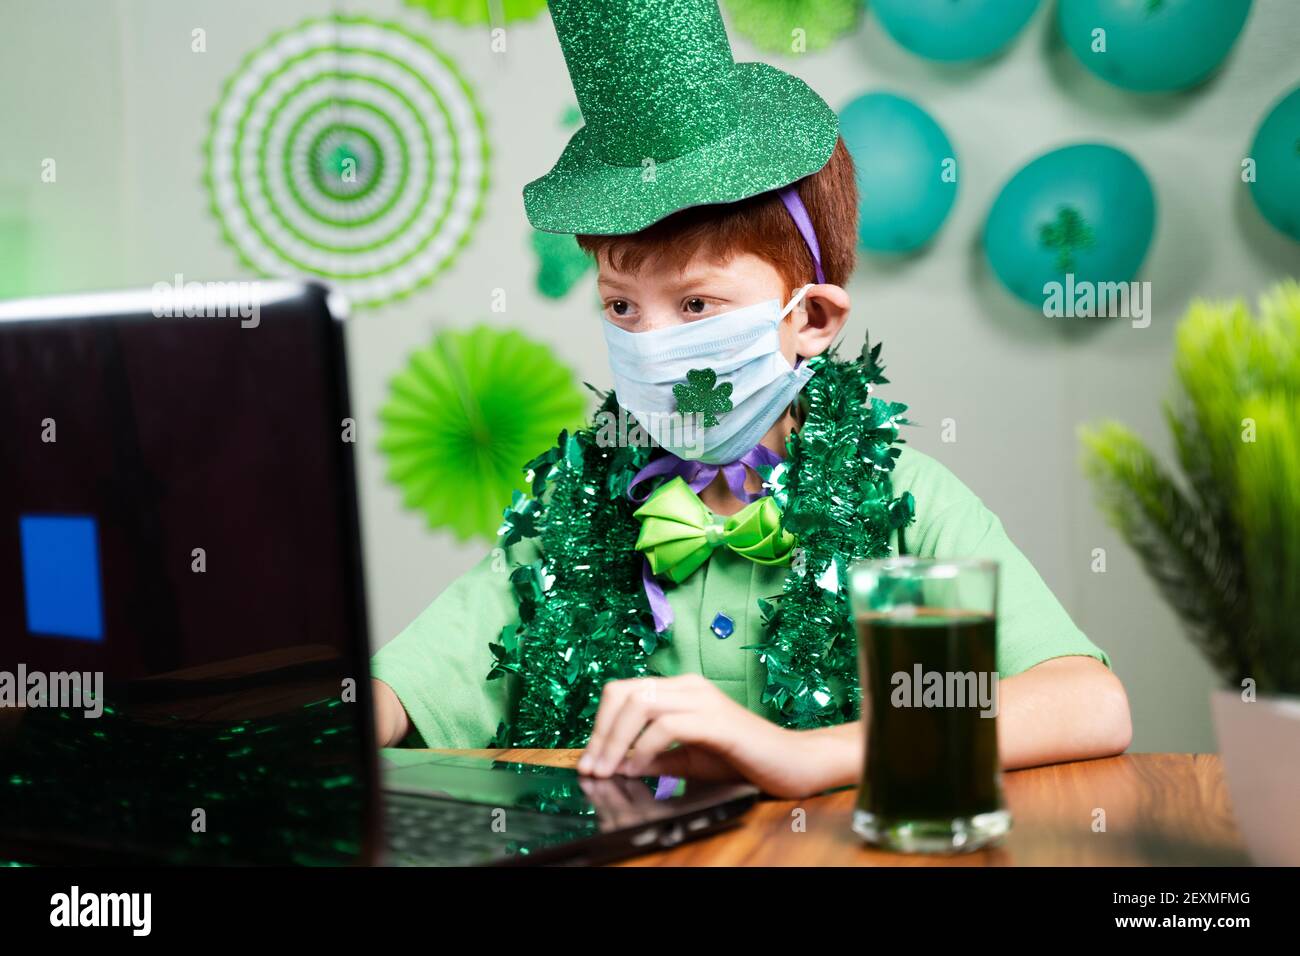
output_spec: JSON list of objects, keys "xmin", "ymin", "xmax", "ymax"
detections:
[
  {"xmin": 1248, "ymin": 84, "xmax": 1300, "ymax": 242},
  {"xmin": 984, "ymin": 144, "xmax": 1156, "ymax": 306},
  {"xmin": 840, "ymin": 92, "xmax": 958, "ymax": 253},
  {"xmin": 1059, "ymin": 0, "xmax": 1252, "ymax": 92},
  {"xmin": 872, "ymin": 0, "xmax": 1041, "ymax": 62}
]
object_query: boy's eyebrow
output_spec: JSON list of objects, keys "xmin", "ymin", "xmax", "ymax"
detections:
[
  {"xmin": 659, "ymin": 267, "xmax": 737, "ymax": 294},
  {"xmin": 597, "ymin": 261, "xmax": 737, "ymax": 294},
  {"xmin": 652, "ymin": 260, "xmax": 737, "ymax": 289},
  {"xmin": 596, "ymin": 274, "xmax": 635, "ymax": 292}
]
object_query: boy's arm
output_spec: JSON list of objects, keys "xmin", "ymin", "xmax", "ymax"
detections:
[
  {"xmin": 369, "ymin": 540, "xmax": 539, "ymax": 748},
  {"xmin": 581, "ymin": 448, "xmax": 1132, "ymax": 795},
  {"xmin": 790, "ymin": 656, "xmax": 1130, "ymax": 785},
  {"xmin": 579, "ymin": 656, "xmax": 1131, "ymax": 798},
  {"xmin": 372, "ymin": 677, "xmax": 410, "ymax": 748},
  {"xmin": 995, "ymin": 655, "xmax": 1131, "ymax": 768}
]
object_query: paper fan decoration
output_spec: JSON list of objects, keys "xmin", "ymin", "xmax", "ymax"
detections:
[
  {"xmin": 379, "ymin": 326, "xmax": 588, "ymax": 541},
  {"xmin": 204, "ymin": 16, "xmax": 489, "ymax": 308},
  {"xmin": 722, "ymin": 0, "xmax": 861, "ymax": 54},
  {"xmin": 403, "ymin": 0, "xmax": 549, "ymax": 25}
]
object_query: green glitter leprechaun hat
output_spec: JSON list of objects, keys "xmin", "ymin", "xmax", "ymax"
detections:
[{"xmin": 523, "ymin": 0, "xmax": 839, "ymax": 235}]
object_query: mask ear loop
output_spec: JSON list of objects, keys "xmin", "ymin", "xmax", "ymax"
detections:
[
  {"xmin": 779, "ymin": 283, "xmax": 815, "ymax": 319},
  {"xmin": 780, "ymin": 283, "xmax": 818, "ymax": 379}
]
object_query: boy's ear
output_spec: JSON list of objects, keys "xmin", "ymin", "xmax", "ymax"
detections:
[{"xmin": 791, "ymin": 284, "xmax": 850, "ymax": 359}]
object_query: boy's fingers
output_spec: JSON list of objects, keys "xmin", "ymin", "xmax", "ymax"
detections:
[
  {"xmin": 620, "ymin": 714, "xmax": 699, "ymax": 774},
  {"xmin": 590, "ymin": 684, "xmax": 668, "ymax": 775},
  {"xmin": 582, "ymin": 675, "xmax": 709, "ymax": 775},
  {"xmin": 586, "ymin": 678, "xmax": 700, "ymax": 775},
  {"xmin": 582, "ymin": 678, "xmax": 640, "ymax": 764}
]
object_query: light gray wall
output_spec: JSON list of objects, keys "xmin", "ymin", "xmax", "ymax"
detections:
[{"xmin": 3, "ymin": 0, "xmax": 1298, "ymax": 752}]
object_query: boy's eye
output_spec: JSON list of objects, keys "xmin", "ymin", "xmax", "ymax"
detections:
[
  {"xmin": 609, "ymin": 300, "xmax": 630, "ymax": 316},
  {"xmin": 684, "ymin": 297, "xmax": 707, "ymax": 314}
]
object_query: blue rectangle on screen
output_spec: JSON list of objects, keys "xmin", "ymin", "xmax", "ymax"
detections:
[{"xmin": 18, "ymin": 515, "xmax": 105, "ymax": 641}]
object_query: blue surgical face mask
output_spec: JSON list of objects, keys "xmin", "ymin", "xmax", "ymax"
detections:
[{"xmin": 602, "ymin": 284, "xmax": 816, "ymax": 464}]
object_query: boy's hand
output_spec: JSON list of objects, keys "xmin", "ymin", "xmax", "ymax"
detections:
[{"xmin": 576, "ymin": 674, "xmax": 859, "ymax": 799}]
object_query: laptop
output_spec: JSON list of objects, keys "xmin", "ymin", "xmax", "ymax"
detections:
[{"xmin": 0, "ymin": 281, "xmax": 757, "ymax": 866}]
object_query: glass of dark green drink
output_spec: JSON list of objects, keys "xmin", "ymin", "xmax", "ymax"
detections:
[{"xmin": 849, "ymin": 557, "xmax": 1010, "ymax": 853}]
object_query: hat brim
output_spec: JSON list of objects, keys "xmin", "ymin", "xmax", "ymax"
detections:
[{"xmin": 523, "ymin": 62, "xmax": 839, "ymax": 236}]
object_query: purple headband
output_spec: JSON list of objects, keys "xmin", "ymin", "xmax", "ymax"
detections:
[{"xmin": 777, "ymin": 185, "xmax": 825, "ymax": 285}]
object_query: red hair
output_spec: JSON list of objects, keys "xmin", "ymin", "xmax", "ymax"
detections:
[{"xmin": 576, "ymin": 137, "xmax": 859, "ymax": 294}]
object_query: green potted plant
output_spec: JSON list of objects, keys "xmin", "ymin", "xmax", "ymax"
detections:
[{"xmin": 1080, "ymin": 280, "xmax": 1300, "ymax": 866}]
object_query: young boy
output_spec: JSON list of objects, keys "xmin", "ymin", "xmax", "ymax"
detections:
[{"xmin": 371, "ymin": 0, "xmax": 1131, "ymax": 799}]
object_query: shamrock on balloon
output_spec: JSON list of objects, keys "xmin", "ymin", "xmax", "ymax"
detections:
[
  {"xmin": 1039, "ymin": 206, "xmax": 1096, "ymax": 273},
  {"xmin": 673, "ymin": 368, "xmax": 733, "ymax": 427}
]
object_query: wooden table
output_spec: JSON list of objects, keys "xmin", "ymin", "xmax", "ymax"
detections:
[{"xmin": 436, "ymin": 750, "xmax": 1251, "ymax": 866}]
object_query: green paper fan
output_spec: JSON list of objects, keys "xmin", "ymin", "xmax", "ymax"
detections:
[
  {"xmin": 379, "ymin": 326, "xmax": 588, "ymax": 541},
  {"xmin": 403, "ymin": 0, "xmax": 549, "ymax": 26},
  {"xmin": 723, "ymin": 0, "xmax": 861, "ymax": 55}
]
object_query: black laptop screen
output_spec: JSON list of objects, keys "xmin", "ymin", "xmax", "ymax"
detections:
[{"xmin": 0, "ymin": 284, "xmax": 376, "ymax": 864}]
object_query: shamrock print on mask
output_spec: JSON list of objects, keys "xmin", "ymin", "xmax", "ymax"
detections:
[{"xmin": 673, "ymin": 368, "xmax": 734, "ymax": 427}]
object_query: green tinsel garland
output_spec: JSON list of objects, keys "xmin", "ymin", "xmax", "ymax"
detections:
[{"xmin": 487, "ymin": 337, "xmax": 914, "ymax": 748}]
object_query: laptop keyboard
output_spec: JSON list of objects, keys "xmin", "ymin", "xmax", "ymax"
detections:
[{"xmin": 383, "ymin": 792, "xmax": 600, "ymax": 866}]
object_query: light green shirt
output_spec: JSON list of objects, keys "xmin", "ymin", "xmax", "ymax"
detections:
[{"xmin": 372, "ymin": 446, "xmax": 1110, "ymax": 748}]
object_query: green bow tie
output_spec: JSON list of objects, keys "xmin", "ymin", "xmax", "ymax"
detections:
[{"xmin": 633, "ymin": 477, "xmax": 797, "ymax": 583}]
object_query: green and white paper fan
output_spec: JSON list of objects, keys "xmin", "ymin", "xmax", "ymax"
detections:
[
  {"xmin": 379, "ymin": 326, "xmax": 588, "ymax": 541},
  {"xmin": 204, "ymin": 16, "xmax": 489, "ymax": 308}
]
